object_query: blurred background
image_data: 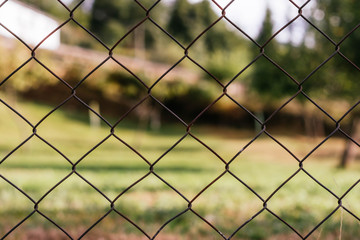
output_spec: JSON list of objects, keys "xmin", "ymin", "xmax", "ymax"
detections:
[{"xmin": 0, "ymin": 0, "xmax": 359, "ymax": 239}]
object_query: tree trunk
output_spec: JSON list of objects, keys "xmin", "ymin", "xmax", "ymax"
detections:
[{"xmin": 339, "ymin": 116, "xmax": 360, "ymax": 168}]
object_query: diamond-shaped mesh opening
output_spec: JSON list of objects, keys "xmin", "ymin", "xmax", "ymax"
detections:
[
  {"xmin": 75, "ymin": 135, "xmax": 149, "ymax": 199},
  {"xmin": 229, "ymin": 134, "xmax": 299, "ymax": 198},
  {"xmin": 190, "ymin": 98, "xmax": 261, "ymax": 159},
  {"xmin": 191, "ymin": 173, "xmax": 263, "ymax": 237},
  {"xmin": 113, "ymin": 174, "xmax": 188, "ymax": 237},
  {"xmin": 303, "ymin": 135, "xmax": 360, "ymax": 196},
  {"xmin": 187, "ymin": 24, "xmax": 254, "ymax": 86},
  {"xmin": 75, "ymin": 60, "xmax": 149, "ymax": 119},
  {"xmin": 38, "ymin": 174, "xmax": 110, "ymax": 238},
  {"xmin": 153, "ymin": 135, "xmax": 225, "ymax": 199},
  {"xmin": 112, "ymin": 98, "xmax": 188, "ymax": 160},
  {"xmin": 89, "ymin": 0, "xmax": 147, "ymax": 47},
  {"xmin": 0, "ymin": 137, "xmax": 71, "ymax": 200},
  {"xmin": 248, "ymin": 55, "xmax": 299, "ymax": 104},
  {"xmin": 267, "ymin": 171, "xmax": 339, "ymax": 236},
  {"xmin": 264, "ymin": 97, "xmax": 336, "ymax": 159},
  {"xmin": 203, "ymin": 47, "xmax": 253, "ymax": 85},
  {"xmin": 35, "ymin": 97, "xmax": 109, "ymax": 161},
  {"xmin": 111, "ymin": 19, "xmax": 183, "ymax": 64}
]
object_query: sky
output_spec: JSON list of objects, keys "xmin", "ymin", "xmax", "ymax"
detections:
[{"xmin": 190, "ymin": 0, "xmax": 315, "ymax": 43}]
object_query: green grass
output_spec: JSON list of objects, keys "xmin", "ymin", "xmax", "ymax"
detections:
[{"xmin": 0, "ymin": 99, "xmax": 359, "ymax": 239}]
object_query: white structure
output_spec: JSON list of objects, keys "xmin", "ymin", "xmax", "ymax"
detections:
[{"xmin": 0, "ymin": 0, "xmax": 60, "ymax": 50}]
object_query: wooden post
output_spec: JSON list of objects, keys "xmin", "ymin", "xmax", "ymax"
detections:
[{"xmin": 89, "ymin": 101, "xmax": 101, "ymax": 129}]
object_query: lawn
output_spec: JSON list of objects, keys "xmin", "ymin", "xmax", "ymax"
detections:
[{"xmin": 0, "ymin": 99, "xmax": 359, "ymax": 239}]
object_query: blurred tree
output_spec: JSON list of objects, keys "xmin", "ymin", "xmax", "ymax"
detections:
[
  {"xmin": 167, "ymin": 0, "xmax": 194, "ymax": 45},
  {"xmin": 249, "ymin": 3, "xmax": 359, "ymax": 167},
  {"xmin": 167, "ymin": 0, "xmax": 247, "ymax": 83},
  {"xmin": 167, "ymin": 0, "xmax": 239, "ymax": 51},
  {"xmin": 309, "ymin": 0, "xmax": 360, "ymax": 98},
  {"xmin": 250, "ymin": 8, "xmax": 295, "ymax": 103},
  {"xmin": 249, "ymin": 8, "xmax": 329, "ymax": 138},
  {"xmin": 309, "ymin": 0, "xmax": 360, "ymax": 167},
  {"xmin": 89, "ymin": 0, "xmax": 157, "ymax": 48}
]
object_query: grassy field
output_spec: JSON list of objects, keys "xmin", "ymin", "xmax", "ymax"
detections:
[{"xmin": 0, "ymin": 99, "xmax": 359, "ymax": 239}]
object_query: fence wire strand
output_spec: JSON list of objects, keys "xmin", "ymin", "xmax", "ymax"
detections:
[{"xmin": 0, "ymin": 0, "xmax": 359, "ymax": 239}]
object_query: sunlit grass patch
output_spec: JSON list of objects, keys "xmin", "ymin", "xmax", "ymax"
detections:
[{"xmin": 0, "ymin": 101, "xmax": 359, "ymax": 239}]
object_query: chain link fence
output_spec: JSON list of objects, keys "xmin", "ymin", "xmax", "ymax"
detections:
[{"xmin": 0, "ymin": 0, "xmax": 359, "ymax": 239}]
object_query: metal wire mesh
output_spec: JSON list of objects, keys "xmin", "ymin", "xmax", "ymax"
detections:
[{"xmin": 0, "ymin": 0, "xmax": 359, "ymax": 239}]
